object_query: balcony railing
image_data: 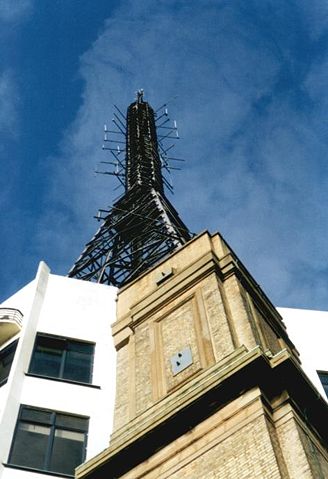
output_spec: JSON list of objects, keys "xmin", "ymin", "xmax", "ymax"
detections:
[{"xmin": 0, "ymin": 308, "xmax": 23, "ymax": 346}]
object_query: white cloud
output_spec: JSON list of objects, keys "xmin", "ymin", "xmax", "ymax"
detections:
[
  {"xmin": 37, "ymin": 0, "xmax": 328, "ymax": 309},
  {"xmin": 0, "ymin": 0, "xmax": 32, "ymax": 23}
]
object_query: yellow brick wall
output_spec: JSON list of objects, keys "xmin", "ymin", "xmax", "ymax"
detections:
[
  {"xmin": 223, "ymin": 275, "xmax": 258, "ymax": 350},
  {"xmin": 119, "ymin": 272, "xmax": 239, "ymax": 421},
  {"xmin": 275, "ymin": 412, "xmax": 315, "ymax": 478},
  {"xmin": 165, "ymin": 417, "xmax": 282, "ymax": 479},
  {"xmin": 77, "ymin": 233, "xmax": 327, "ymax": 479},
  {"xmin": 119, "ymin": 391, "xmax": 284, "ymax": 479},
  {"xmin": 254, "ymin": 306, "xmax": 281, "ymax": 355},
  {"xmin": 266, "ymin": 420, "xmax": 289, "ymax": 477},
  {"xmin": 298, "ymin": 423, "xmax": 328, "ymax": 479},
  {"xmin": 160, "ymin": 298, "xmax": 201, "ymax": 391},
  {"xmin": 113, "ymin": 344, "xmax": 130, "ymax": 431},
  {"xmin": 201, "ymin": 274, "xmax": 235, "ymax": 361},
  {"xmin": 112, "ymin": 233, "xmax": 289, "ymax": 431},
  {"xmin": 112, "ymin": 391, "xmax": 328, "ymax": 479},
  {"xmin": 135, "ymin": 322, "xmax": 153, "ymax": 415}
]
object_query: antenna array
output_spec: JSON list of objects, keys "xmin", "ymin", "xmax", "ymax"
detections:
[
  {"xmin": 68, "ymin": 91, "xmax": 191, "ymax": 287},
  {"xmin": 98, "ymin": 90, "xmax": 183, "ymax": 197}
]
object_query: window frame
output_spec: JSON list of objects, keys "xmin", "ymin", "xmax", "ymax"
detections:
[
  {"xmin": 28, "ymin": 333, "xmax": 95, "ymax": 385},
  {"xmin": 317, "ymin": 370, "xmax": 328, "ymax": 398},
  {"xmin": 8, "ymin": 405, "xmax": 89, "ymax": 477},
  {"xmin": 0, "ymin": 339, "xmax": 18, "ymax": 387}
]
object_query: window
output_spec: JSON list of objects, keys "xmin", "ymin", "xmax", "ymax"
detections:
[
  {"xmin": 0, "ymin": 340, "xmax": 18, "ymax": 386},
  {"xmin": 29, "ymin": 334, "xmax": 94, "ymax": 384},
  {"xmin": 318, "ymin": 371, "xmax": 328, "ymax": 398},
  {"xmin": 8, "ymin": 406, "xmax": 88, "ymax": 476}
]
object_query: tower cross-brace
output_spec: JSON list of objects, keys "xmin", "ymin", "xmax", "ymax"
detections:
[{"xmin": 68, "ymin": 92, "xmax": 191, "ymax": 286}]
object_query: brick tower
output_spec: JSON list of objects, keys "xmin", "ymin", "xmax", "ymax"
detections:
[
  {"xmin": 76, "ymin": 231, "xmax": 328, "ymax": 478},
  {"xmin": 74, "ymin": 95, "xmax": 328, "ymax": 478}
]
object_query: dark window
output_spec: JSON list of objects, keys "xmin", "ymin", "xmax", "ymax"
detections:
[
  {"xmin": 0, "ymin": 340, "xmax": 18, "ymax": 386},
  {"xmin": 29, "ymin": 334, "xmax": 94, "ymax": 384},
  {"xmin": 8, "ymin": 406, "xmax": 88, "ymax": 476},
  {"xmin": 318, "ymin": 371, "xmax": 328, "ymax": 398}
]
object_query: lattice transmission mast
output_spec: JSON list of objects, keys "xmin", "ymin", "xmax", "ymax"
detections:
[{"xmin": 68, "ymin": 91, "xmax": 191, "ymax": 286}]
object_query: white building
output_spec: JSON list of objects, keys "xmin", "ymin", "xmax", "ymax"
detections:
[
  {"xmin": 0, "ymin": 261, "xmax": 117, "ymax": 479},
  {"xmin": 278, "ymin": 307, "xmax": 328, "ymax": 401}
]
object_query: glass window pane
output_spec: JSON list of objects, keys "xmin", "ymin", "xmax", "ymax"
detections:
[
  {"xmin": 63, "ymin": 347, "xmax": 93, "ymax": 383},
  {"xmin": 29, "ymin": 336, "xmax": 64, "ymax": 378},
  {"xmin": 9, "ymin": 422, "xmax": 50, "ymax": 470},
  {"xmin": 0, "ymin": 341, "xmax": 18, "ymax": 384},
  {"xmin": 29, "ymin": 335, "xmax": 94, "ymax": 383},
  {"xmin": 68, "ymin": 342, "xmax": 93, "ymax": 354},
  {"xmin": 9, "ymin": 408, "xmax": 89, "ymax": 475},
  {"xmin": 318, "ymin": 372, "xmax": 328, "ymax": 398},
  {"xmin": 36, "ymin": 336, "xmax": 66, "ymax": 352},
  {"xmin": 56, "ymin": 414, "xmax": 88, "ymax": 431},
  {"xmin": 20, "ymin": 407, "xmax": 52, "ymax": 424},
  {"xmin": 49, "ymin": 428, "xmax": 85, "ymax": 475}
]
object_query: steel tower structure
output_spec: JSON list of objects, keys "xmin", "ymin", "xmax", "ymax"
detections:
[{"xmin": 68, "ymin": 91, "xmax": 191, "ymax": 286}]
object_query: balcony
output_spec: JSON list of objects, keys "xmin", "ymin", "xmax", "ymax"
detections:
[{"xmin": 0, "ymin": 308, "xmax": 23, "ymax": 346}]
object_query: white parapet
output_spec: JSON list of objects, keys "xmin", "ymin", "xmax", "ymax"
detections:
[{"xmin": 0, "ymin": 308, "xmax": 23, "ymax": 347}]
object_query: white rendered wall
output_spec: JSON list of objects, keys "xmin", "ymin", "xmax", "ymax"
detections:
[
  {"xmin": 0, "ymin": 262, "xmax": 117, "ymax": 479},
  {"xmin": 278, "ymin": 307, "xmax": 328, "ymax": 400}
]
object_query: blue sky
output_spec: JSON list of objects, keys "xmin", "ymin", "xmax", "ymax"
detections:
[{"xmin": 1, "ymin": 0, "xmax": 328, "ymax": 309}]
